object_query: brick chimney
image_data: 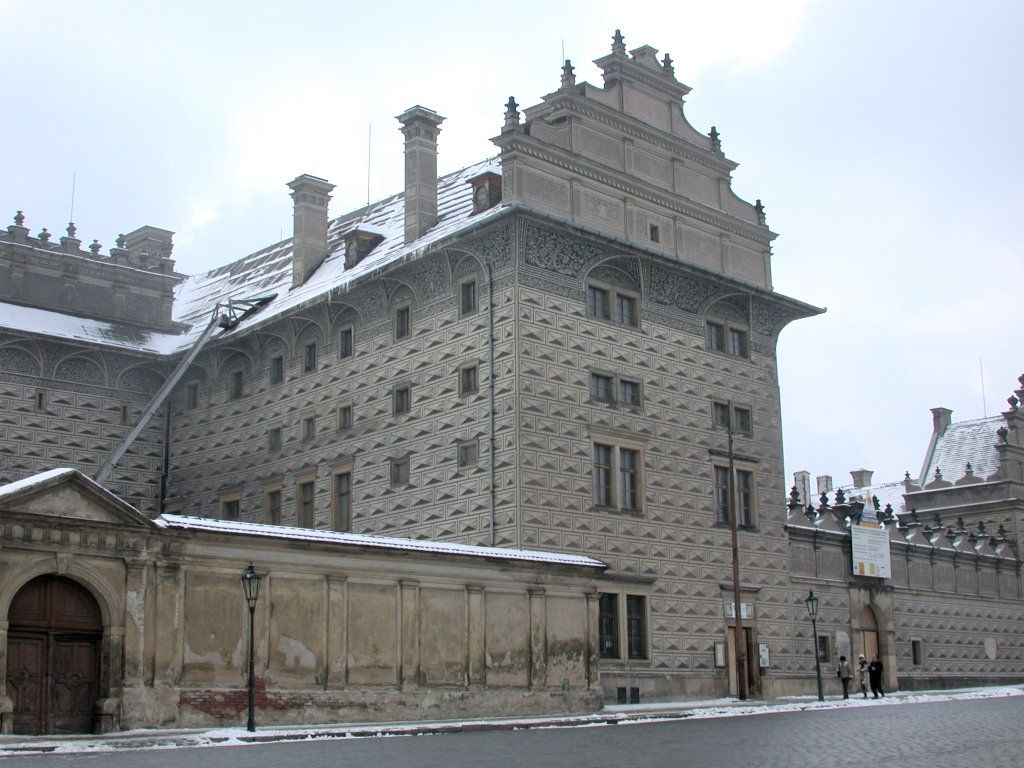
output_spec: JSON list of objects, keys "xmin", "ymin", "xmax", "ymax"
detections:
[
  {"xmin": 850, "ymin": 468, "xmax": 873, "ymax": 488},
  {"xmin": 397, "ymin": 106, "xmax": 445, "ymax": 244},
  {"xmin": 288, "ymin": 174, "xmax": 335, "ymax": 288}
]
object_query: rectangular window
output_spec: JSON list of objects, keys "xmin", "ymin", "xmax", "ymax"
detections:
[
  {"xmin": 267, "ymin": 426, "xmax": 282, "ymax": 452},
  {"xmin": 460, "ymin": 365, "xmax": 479, "ymax": 395},
  {"xmin": 593, "ymin": 444, "xmax": 613, "ymax": 507},
  {"xmin": 817, "ymin": 635, "xmax": 831, "ymax": 663},
  {"xmin": 736, "ymin": 469, "xmax": 753, "ymax": 526},
  {"xmin": 394, "ymin": 385, "xmax": 411, "ymax": 414},
  {"xmin": 590, "ymin": 373, "xmax": 614, "ymax": 402},
  {"xmin": 270, "ymin": 355, "xmax": 284, "ymax": 386},
  {"xmin": 714, "ymin": 466, "xmax": 730, "ymax": 524},
  {"xmin": 713, "ymin": 401, "xmax": 731, "ymax": 429},
  {"xmin": 303, "ymin": 342, "xmax": 317, "ymax": 373},
  {"xmin": 221, "ymin": 498, "xmax": 240, "ymax": 521},
  {"xmin": 333, "ymin": 472, "xmax": 352, "ymax": 532},
  {"xmin": 338, "ymin": 328, "xmax": 353, "ymax": 359},
  {"xmin": 911, "ymin": 639, "xmax": 923, "ymax": 666},
  {"xmin": 626, "ymin": 595, "xmax": 647, "ymax": 660},
  {"xmin": 599, "ymin": 593, "xmax": 620, "ymax": 659},
  {"xmin": 395, "ymin": 306, "xmax": 411, "ymax": 340},
  {"xmin": 619, "ymin": 449, "xmax": 639, "ymax": 510},
  {"xmin": 301, "ymin": 415, "xmax": 316, "ymax": 443},
  {"xmin": 587, "ymin": 285, "xmax": 611, "ymax": 320},
  {"xmin": 228, "ymin": 370, "xmax": 244, "ymax": 400},
  {"xmin": 733, "ymin": 407, "xmax": 752, "ymax": 435},
  {"xmin": 615, "ymin": 294, "xmax": 638, "ymax": 327},
  {"xmin": 707, "ymin": 321, "xmax": 725, "ymax": 352},
  {"xmin": 185, "ymin": 382, "xmax": 199, "ymax": 411},
  {"xmin": 649, "ymin": 223, "xmax": 660, "ymax": 243},
  {"xmin": 120, "ymin": 402, "xmax": 132, "ymax": 426},
  {"xmin": 337, "ymin": 404, "xmax": 353, "ymax": 430},
  {"xmin": 728, "ymin": 328, "xmax": 748, "ymax": 357},
  {"xmin": 297, "ymin": 480, "xmax": 315, "ymax": 527},
  {"xmin": 266, "ymin": 488, "xmax": 282, "ymax": 525},
  {"xmin": 460, "ymin": 280, "xmax": 478, "ymax": 315},
  {"xmin": 34, "ymin": 389, "xmax": 48, "ymax": 413},
  {"xmin": 458, "ymin": 440, "xmax": 479, "ymax": 468},
  {"xmin": 390, "ymin": 456, "xmax": 410, "ymax": 487},
  {"xmin": 619, "ymin": 379, "xmax": 641, "ymax": 406}
]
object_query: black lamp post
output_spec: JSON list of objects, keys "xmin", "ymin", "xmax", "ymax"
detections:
[
  {"xmin": 241, "ymin": 563, "xmax": 261, "ymax": 732},
  {"xmin": 805, "ymin": 590, "xmax": 824, "ymax": 702}
]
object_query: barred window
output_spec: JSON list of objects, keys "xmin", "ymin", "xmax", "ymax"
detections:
[
  {"xmin": 303, "ymin": 342, "xmax": 317, "ymax": 373},
  {"xmin": 395, "ymin": 306, "xmax": 411, "ymax": 340},
  {"xmin": 338, "ymin": 327, "xmax": 354, "ymax": 359},
  {"xmin": 270, "ymin": 355, "xmax": 284, "ymax": 386},
  {"xmin": 626, "ymin": 595, "xmax": 648, "ymax": 660},
  {"xmin": 599, "ymin": 593, "xmax": 619, "ymax": 659}
]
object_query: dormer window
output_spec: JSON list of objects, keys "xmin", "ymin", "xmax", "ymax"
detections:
[
  {"xmin": 468, "ymin": 170, "xmax": 502, "ymax": 214},
  {"xmin": 343, "ymin": 226, "xmax": 385, "ymax": 269}
]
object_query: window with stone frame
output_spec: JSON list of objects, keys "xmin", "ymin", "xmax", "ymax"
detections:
[
  {"xmin": 336, "ymin": 404, "xmax": 353, "ymax": 431},
  {"xmin": 587, "ymin": 280, "xmax": 640, "ymax": 329},
  {"xmin": 817, "ymin": 635, "xmax": 831, "ymax": 663},
  {"xmin": 228, "ymin": 369, "xmax": 244, "ymax": 400},
  {"xmin": 303, "ymin": 342, "xmax": 317, "ymax": 373},
  {"xmin": 587, "ymin": 285, "xmax": 611, "ymax": 321},
  {"xmin": 599, "ymin": 593, "xmax": 620, "ymax": 659},
  {"xmin": 338, "ymin": 327, "xmax": 354, "ymax": 359},
  {"xmin": 707, "ymin": 319, "xmax": 750, "ymax": 359},
  {"xmin": 264, "ymin": 487, "xmax": 282, "ymax": 525},
  {"xmin": 713, "ymin": 465, "xmax": 756, "ymax": 527},
  {"xmin": 460, "ymin": 279, "xmax": 478, "ymax": 316},
  {"xmin": 590, "ymin": 373, "xmax": 614, "ymax": 403},
  {"xmin": 395, "ymin": 305, "xmax": 411, "ymax": 340},
  {"xmin": 267, "ymin": 426, "xmax": 282, "ymax": 452},
  {"xmin": 333, "ymin": 471, "xmax": 352, "ymax": 532},
  {"xmin": 459, "ymin": 364, "xmax": 479, "ymax": 395},
  {"xmin": 34, "ymin": 389, "xmax": 48, "ymax": 413},
  {"xmin": 626, "ymin": 595, "xmax": 648, "ymax": 660},
  {"xmin": 220, "ymin": 494, "xmax": 241, "ymax": 521},
  {"xmin": 393, "ymin": 385, "xmax": 411, "ymax": 414},
  {"xmin": 618, "ymin": 378, "xmax": 642, "ymax": 407},
  {"xmin": 390, "ymin": 456, "xmax": 410, "ymax": 487},
  {"xmin": 712, "ymin": 401, "xmax": 753, "ymax": 435},
  {"xmin": 185, "ymin": 382, "xmax": 200, "ymax": 410},
  {"xmin": 296, "ymin": 479, "xmax": 315, "ymax": 527},
  {"xmin": 457, "ymin": 439, "xmax": 479, "ymax": 469},
  {"xmin": 615, "ymin": 293, "xmax": 638, "ymax": 327},
  {"xmin": 270, "ymin": 355, "xmax": 284, "ymax": 386},
  {"xmin": 593, "ymin": 441, "xmax": 643, "ymax": 513},
  {"xmin": 301, "ymin": 414, "xmax": 316, "ymax": 443}
]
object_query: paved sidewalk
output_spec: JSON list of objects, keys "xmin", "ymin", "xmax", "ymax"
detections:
[{"xmin": 2, "ymin": 684, "xmax": 1021, "ymax": 758}]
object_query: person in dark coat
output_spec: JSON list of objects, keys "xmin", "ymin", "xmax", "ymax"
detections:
[{"xmin": 868, "ymin": 655, "xmax": 885, "ymax": 698}]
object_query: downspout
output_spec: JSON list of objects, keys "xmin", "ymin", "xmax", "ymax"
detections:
[
  {"xmin": 159, "ymin": 403, "xmax": 171, "ymax": 512},
  {"xmin": 487, "ymin": 263, "xmax": 496, "ymax": 546}
]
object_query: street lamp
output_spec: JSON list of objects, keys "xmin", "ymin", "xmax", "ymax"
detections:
[
  {"xmin": 804, "ymin": 589, "xmax": 824, "ymax": 702},
  {"xmin": 241, "ymin": 563, "xmax": 261, "ymax": 732}
]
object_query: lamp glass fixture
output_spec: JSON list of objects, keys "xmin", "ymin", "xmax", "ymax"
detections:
[
  {"xmin": 241, "ymin": 563, "xmax": 261, "ymax": 608},
  {"xmin": 804, "ymin": 590, "xmax": 818, "ymax": 620}
]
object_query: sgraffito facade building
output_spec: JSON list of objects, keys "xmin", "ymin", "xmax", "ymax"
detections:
[{"xmin": 1, "ymin": 33, "xmax": 1021, "ymax": 734}]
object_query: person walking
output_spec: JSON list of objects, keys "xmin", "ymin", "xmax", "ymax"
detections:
[
  {"xmin": 868, "ymin": 655, "xmax": 885, "ymax": 698},
  {"xmin": 836, "ymin": 655, "xmax": 852, "ymax": 699},
  {"xmin": 857, "ymin": 654, "xmax": 869, "ymax": 698}
]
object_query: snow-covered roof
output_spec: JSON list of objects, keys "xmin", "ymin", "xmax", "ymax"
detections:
[
  {"xmin": 155, "ymin": 514, "xmax": 606, "ymax": 569},
  {"xmin": 0, "ymin": 159, "xmax": 502, "ymax": 356},
  {"xmin": 0, "ymin": 301, "xmax": 184, "ymax": 355},
  {"xmin": 921, "ymin": 415, "xmax": 1002, "ymax": 484},
  {"xmin": 168, "ymin": 158, "xmax": 504, "ymax": 352},
  {"xmin": 0, "ymin": 467, "xmax": 79, "ymax": 501},
  {"xmin": 837, "ymin": 480, "xmax": 907, "ymax": 516}
]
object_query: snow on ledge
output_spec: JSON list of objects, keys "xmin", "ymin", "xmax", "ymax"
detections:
[
  {"xmin": 0, "ymin": 467, "xmax": 79, "ymax": 501},
  {"xmin": 155, "ymin": 514, "xmax": 606, "ymax": 569}
]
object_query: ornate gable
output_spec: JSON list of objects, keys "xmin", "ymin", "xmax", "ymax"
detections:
[{"xmin": 0, "ymin": 468, "xmax": 155, "ymax": 529}]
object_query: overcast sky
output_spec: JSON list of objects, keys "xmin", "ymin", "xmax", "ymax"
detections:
[{"xmin": 2, "ymin": 0, "xmax": 1021, "ymax": 492}]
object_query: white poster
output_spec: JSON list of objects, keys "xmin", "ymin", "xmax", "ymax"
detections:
[{"xmin": 851, "ymin": 523, "xmax": 891, "ymax": 578}]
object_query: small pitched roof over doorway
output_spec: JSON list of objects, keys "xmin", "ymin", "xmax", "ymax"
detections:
[{"xmin": 0, "ymin": 468, "xmax": 156, "ymax": 529}]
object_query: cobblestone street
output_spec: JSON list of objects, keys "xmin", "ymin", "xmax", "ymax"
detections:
[{"xmin": 6, "ymin": 694, "xmax": 1022, "ymax": 768}]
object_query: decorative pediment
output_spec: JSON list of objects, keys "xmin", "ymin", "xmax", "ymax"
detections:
[{"xmin": 0, "ymin": 468, "xmax": 156, "ymax": 529}]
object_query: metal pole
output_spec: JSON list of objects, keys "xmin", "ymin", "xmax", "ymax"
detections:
[
  {"xmin": 727, "ymin": 401, "xmax": 747, "ymax": 700},
  {"xmin": 811, "ymin": 614, "xmax": 824, "ymax": 701},
  {"xmin": 246, "ymin": 603, "xmax": 256, "ymax": 732}
]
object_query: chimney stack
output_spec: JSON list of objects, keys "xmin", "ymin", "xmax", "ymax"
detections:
[
  {"xmin": 397, "ymin": 106, "xmax": 445, "ymax": 244},
  {"xmin": 850, "ymin": 468, "xmax": 873, "ymax": 488},
  {"xmin": 931, "ymin": 407, "xmax": 953, "ymax": 435},
  {"xmin": 816, "ymin": 475, "xmax": 833, "ymax": 496},
  {"xmin": 288, "ymin": 174, "xmax": 335, "ymax": 288},
  {"xmin": 793, "ymin": 470, "xmax": 811, "ymax": 507}
]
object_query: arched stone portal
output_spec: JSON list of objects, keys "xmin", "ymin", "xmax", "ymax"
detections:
[{"xmin": 5, "ymin": 575, "xmax": 103, "ymax": 734}]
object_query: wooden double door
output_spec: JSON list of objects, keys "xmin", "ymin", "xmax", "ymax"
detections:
[{"xmin": 5, "ymin": 576, "xmax": 102, "ymax": 735}]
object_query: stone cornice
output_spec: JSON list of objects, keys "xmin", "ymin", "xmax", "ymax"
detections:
[
  {"xmin": 1, "ymin": 239, "xmax": 181, "ymax": 289},
  {"xmin": 497, "ymin": 135, "xmax": 773, "ymax": 246}
]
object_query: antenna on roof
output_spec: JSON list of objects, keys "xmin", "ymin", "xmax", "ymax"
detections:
[
  {"xmin": 366, "ymin": 122, "xmax": 372, "ymax": 205},
  {"xmin": 561, "ymin": 39, "xmax": 565, "ymax": 65},
  {"xmin": 980, "ymin": 357, "xmax": 988, "ymax": 418},
  {"xmin": 69, "ymin": 171, "xmax": 77, "ymax": 224}
]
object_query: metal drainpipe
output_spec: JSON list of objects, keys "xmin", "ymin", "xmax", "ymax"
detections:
[
  {"xmin": 159, "ymin": 403, "xmax": 171, "ymax": 512},
  {"xmin": 487, "ymin": 263, "xmax": 497, "ymax": 546}
]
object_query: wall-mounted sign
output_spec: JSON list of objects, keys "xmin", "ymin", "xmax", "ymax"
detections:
[
  {"xmin": 714, "ymin": 642, "xmax": 727, "ymax": 668},
  {"xmin": 725, "ymin": 602, "xmax": 753, "ymax": 619},
  {"xmin": 852, "ymin": 522, "xmax": 891, "ymax": 578},
  {"xmin": 758, "ymin": 642, "xmax": 770, "ymax": 668}
]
